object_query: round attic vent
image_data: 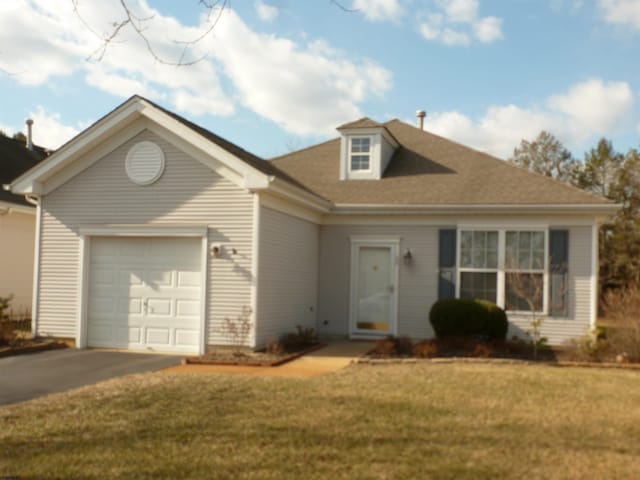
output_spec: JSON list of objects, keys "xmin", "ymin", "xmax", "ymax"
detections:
[{"xmin": 125, "ymin": 141, "xmax": 165, "ymax": 185}]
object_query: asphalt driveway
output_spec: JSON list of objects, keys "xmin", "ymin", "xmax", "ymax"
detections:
[{"xmin": 0, "ymin": 349, "xmax": 182, "ymax": 406}]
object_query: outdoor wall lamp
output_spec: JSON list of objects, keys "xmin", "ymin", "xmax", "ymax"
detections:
[{"xmin": 403, "ymin": 249, "xmax": 413, "ymax": 265}]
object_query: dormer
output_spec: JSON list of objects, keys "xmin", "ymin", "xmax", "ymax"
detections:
[{"xmin": 337, "ymin": 118, "xmax": 399, "ymax": 180}]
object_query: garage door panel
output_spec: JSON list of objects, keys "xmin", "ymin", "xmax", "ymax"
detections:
[
  {"xmin": 119, "ymin": 298, "xmax": 143, "ymax": 314},
  {"xmin": 87, "ymin": 236, "xmax": 202, "ymax": 354},
  {"xmin": 147, "ymin": 298, "xmax": 171, "ymax": 316},
  {"xmin": 175, "ymin": 329, "xmax": 199, "ymax": 346},
  {"xmin": 176, "ymin": 299, "xmax": 200, "ymax": 317}
]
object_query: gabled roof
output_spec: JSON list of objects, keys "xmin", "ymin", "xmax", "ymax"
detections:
[
  {"xmin": 10, "ymin": 96, "xmax": 322, "ymax": 208},
  {"xmin": 270, "ymin": 119, "xmax": 614, "ymax": 207},
  {"xmin": 0, "ymin": 135, "xmax": 47, "ymax": 206}
]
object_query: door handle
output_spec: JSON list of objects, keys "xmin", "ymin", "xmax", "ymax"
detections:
[
  {"xmin": 387, "ymin": 285, "xmax": 394, "ymax": 293},
  {"xmin": 143, "ymin": 298, "xmax": 148, "ymax": 314}
]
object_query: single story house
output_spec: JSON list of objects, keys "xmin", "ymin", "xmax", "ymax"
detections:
[
  {"xmin": 9, "ymin": 96, "xmax": 616, "ymax": 354},
  {"xmin": 0, "ymin": 132, "xmax": 47, "ymax": 315}
]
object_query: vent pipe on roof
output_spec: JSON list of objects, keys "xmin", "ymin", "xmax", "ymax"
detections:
[
  {"xmin": 25, "ymin": 118, "xmax": 34, "ymax": 151},
  {"xmin": 416, "ymin": 110, "xmax": 426, "ymax": 130}
]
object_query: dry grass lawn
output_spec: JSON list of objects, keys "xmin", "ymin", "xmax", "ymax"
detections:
[{"xmin": 2, "ymin": 363, "xmax": 640, "ymax": 479}]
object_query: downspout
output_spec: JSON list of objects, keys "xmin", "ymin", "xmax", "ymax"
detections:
[{"xmin": 25, "ymin": 194, "xmax": 41, "ymax": 339}]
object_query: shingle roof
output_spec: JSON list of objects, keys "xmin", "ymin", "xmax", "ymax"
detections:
[
  {"xmin": 337, "ymin": 117, "xmax": 384, "ymax": 129},
  {"xmin": 270, "ymin": 119, "xmax": 612, "ymax": 206},
  {"xmin": 0, "ymin": 136, "xmax": 47, "ymax": 206}
]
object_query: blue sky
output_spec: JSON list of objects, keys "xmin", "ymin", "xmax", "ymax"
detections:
[{"xmin": 0, "ymin": 0, "xmax": 639, "ymax": 160}]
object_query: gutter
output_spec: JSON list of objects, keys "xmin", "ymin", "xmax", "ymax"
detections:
[
  {"xmin": 28, "ymin": 195, "xmax": 41, "ymax": 339},
  {"xmin": 331, "ymin": 203, "xmax": 621, "ymax": 216}
]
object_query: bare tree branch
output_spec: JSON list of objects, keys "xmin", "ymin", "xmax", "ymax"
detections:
[
  {"xmin": 329, "ymin": 0, "xmax": 359, "ymax": 13},
  {"xmin": 72, "ymin": 0, "xmax": 230, "ymax": 66}
]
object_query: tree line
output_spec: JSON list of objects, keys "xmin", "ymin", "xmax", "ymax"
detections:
[{"xmin": 510, "ymin": 131, "xmax": 640, "ymax": 295}]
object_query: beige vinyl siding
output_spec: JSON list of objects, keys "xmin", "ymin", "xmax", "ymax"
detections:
[
  {"xmin": 319, "ymin": 223, "xmax": 596, "ymax": 344},
  {"xmin": 318, "ymin": 225, "xmax": 439, "ymax": 339},
  {"xmin": 37, "ymin": 129, "xmax": 254, "ymax": 344},
  {"xmin": 255, "ymin": 206, "xmax": 319, "ymax": 347},
  {"xmin": 0, "ymin": 211, "xmax": 36, "ymax": 314},
  {"xmin": 508, "ymin": 225, "xmax": 593, "ymax": 345}
]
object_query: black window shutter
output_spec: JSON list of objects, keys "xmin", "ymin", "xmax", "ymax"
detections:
[
  {"xmin": 549, "ymin": 230, "xmax": 569, "ymax": 317},
  {"xmin": 438, "ymin": 229, "xmax": 457, "ymax": 300}
]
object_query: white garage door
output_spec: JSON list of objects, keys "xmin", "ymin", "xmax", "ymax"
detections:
[{"xmin": 87, "ymin": 236, "xmax": 202, "ymax": 354}]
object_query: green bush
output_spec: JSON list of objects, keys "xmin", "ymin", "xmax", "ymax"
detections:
[{"xmin": 429, "ymin": 298, "xmax": 508, "ymax": 340}]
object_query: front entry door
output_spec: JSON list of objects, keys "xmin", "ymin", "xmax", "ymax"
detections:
[{"xmin": 350, "ymin": 240, "xmax": 398, "ymax": 337}]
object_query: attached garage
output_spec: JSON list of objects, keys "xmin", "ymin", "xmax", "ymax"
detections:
[{"xmin": 86, "ymin": 236, "xmax": 204, "ymax": 354}]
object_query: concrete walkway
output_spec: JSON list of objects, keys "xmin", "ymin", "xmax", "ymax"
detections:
[{"xmin": 163, "ymin": 341, "xmax": 373, "ymax": 378}]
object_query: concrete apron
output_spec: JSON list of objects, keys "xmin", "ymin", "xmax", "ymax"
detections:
[{"xmin": 163, "ymin": 341, "xmax": 374, "ymax": 378}]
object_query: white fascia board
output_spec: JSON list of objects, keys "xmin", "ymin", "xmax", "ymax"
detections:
[
  {"xmin": 11, "ymin": 99, "xmax": 143, "ymax": 194},
  {"xmin": 267, "ymin": 177, "xmax": 332, "ymax": 213},
  {"xmin": 331, "ymin": 203, "xmax": 621, "ymax": 216},
  {"xmin": 0, "ymin": 201, "xmax": 36, "ymax": 215},
  {"xmin": 139, "ymin": 102, "xmax": 272, "ymax": 187}
]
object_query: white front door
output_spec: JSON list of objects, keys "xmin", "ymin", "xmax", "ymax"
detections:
[
  {"xmin": 87, "ymin": 236, "xmax": 202, "ymax": 354},
  {"xmin": 350, "ymin": 240, "xmax": 399, "ymax": 337}
]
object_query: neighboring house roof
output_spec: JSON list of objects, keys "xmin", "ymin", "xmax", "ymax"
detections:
[
  {"xmin": 0, "ymin": 135, "xmax": 47, "ymax": 207},
  {"xmin": 270, "ymin": 119, "xmax": 612, "ymax": 206}
]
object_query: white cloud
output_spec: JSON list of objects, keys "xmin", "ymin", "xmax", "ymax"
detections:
[
  {"xmin": 352, "ymin": 0, "xmax": 404, "ymax": 23},
  {"xmin": 424, "ymin": 78, "xmax": 635, "ymax": 158},
  {"xmin": 474, "ymin": 16, "xmax": 503, "ymax": 43},
  {"xmin": 210, "ymin": 11, "xmax": 392, "ymax": 135},
  {"xmin": 0, "ymin": 0, "xmax": 391, "ymax": 137},
  {"xmin": 255, "ymin": 1, "xmax": 278, "ymax": 22},
  {"xmin": 599, "ymin": 0, "xmax": 640, "ymax": 30},
  {"xmin": 419, "ymin": 0, "xmax": 504, "ymax": 45},
  {"xmin": 27, "ymin": 107, "xmax": 81, "ymax": 149}
]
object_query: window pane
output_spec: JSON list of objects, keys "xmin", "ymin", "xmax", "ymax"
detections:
[
  {"xmin": 505, "ymin": 273, "xmax": 543, "ymax": 311},
  {"xmin": 518, "ymin": 250, "xmax": 531, "ymax": 270},
  {"xmin": 461, "ymin": 249, "xmax": 472, "ymax": 268},
  {"xmin": 473, "ymin": 248, "xmax": 485, "ymax": 268},
  {"xmin": 351, "ymin": 137, "xmax": 370, "ymax": 153},
  {"xmin": 486, "ymin": 250, "xmax": 498, "ymax": 269},
  {"xmin": 532, "ymin": 232, "xmax": 544, "ymax": 250},
  {"xmin": 519, "ymin": 232, "xmax": 531, "ymax": 250},
  {"xmin": 351, "ymin": 155, "xmax": 370, "ymax": 170},
  {"xmin": 461, "ymin": 231, "xmax": 472, "ymax": 250},
  {"xmin": 532, "ymin": 249, "xmax": 545, "ymax": 270},
  {"xmin": 474, "ymin": 231, "xmax": 486, "ymax": 250},
  {"xmin": 460, "ymin": 272, "xmax": 497, "ymax": 303},
  {"xmin": 461, "ymin": 230, "xmax": 498, "ymax": 268}
]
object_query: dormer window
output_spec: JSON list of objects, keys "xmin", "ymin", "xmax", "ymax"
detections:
[
  {"xmin": 350, "ymin": 137, "xmax": 371, "ymax": 171},
  {"xmin": 337, "ymin": 118, "xmax": 399, "ymax": 181}
]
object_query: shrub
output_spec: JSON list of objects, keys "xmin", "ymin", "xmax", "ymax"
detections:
[
  {"xmin": 601, "ymin": 285, "xmax": 640, "ymax": 362},
  {"xmin": 563, "ymin": 332, "xmax": 610, "ymax": 362},
  {"xmin": 278, "ymin": 325, "xmax": 319, "ymax": 352},
  {"xmin": 412, "ymin": 339, "xmax": 438, "ymax": 358},
  {"xmin": 429, "ymin": 298, "xmax": 508, "ymax": 340},
  {"xmin": 370, "ymin": 336, "xmax": 413, "ymax": 357}
]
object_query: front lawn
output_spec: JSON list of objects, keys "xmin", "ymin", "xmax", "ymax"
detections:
[{"xmin": 2, "ymin": 363, "xmax": 640, "ymax": 479}]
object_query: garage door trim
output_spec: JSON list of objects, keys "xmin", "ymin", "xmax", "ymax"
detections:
[{"xmin": 77, "ymin": 225, "xmax": 208, "ymax": 354}]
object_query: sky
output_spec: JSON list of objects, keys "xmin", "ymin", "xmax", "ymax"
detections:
[{"xmin": 0, "ymin": 0, "xmax": 639, "ymax": 161}]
